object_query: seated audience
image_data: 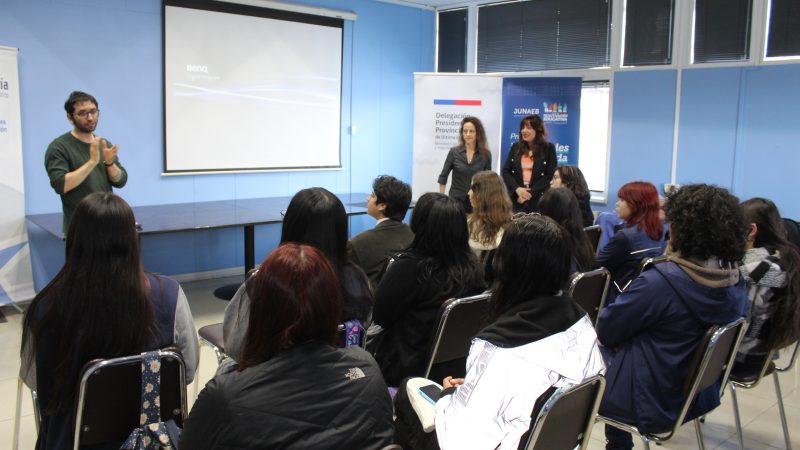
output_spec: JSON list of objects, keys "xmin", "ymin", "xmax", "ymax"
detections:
[
  {"xmin": 597, "ymin": 181, "xmax": 667, "ymax": 297},
  {"xmin": 370, "ymin": 193, "xmax": 485, "ymax": 386},
  {"xmin": 20, "ymin": 193, "xmax": 198, "ymax": 450},
  {"xmin": 466, "ymin": 170, "xmax": 512, "ymax": 282},
  {"xmin": 733, "ymin": 198, "xmax": 800, "ymax": 376},
  {"xmin": 182, "ymin": 244, "xmax": 394, "ymax": 449},
  {"xmin": 224, "ymin": 187, "xmax": 372, "ymax": 362},
  {"xmin": 552, "ymin": 165, "xmax": 594, "ymax": 227},
  {"xmin": 349, "ymin": 175, "xmax": 414, "ymax": 288},
  {"xmin": 539, "ymin": 187, "xmax": 596, "ymax": 272},
  {"xmin": 394, "ymin": 214, "xmax": 605, "ymax": 450},
  {"xmin": 597, "ymin": 184, "xmax": 750, "ymax": 450}
]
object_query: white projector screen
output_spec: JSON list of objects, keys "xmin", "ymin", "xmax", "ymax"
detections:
[{"xmin": 163, "ymin": 0, "xmax": 343, "ymax": 173}]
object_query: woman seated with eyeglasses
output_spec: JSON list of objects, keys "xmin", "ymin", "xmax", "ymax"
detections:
[
  {"xmin": 20, "ymin": 193, "xmax": 199, "ymax": 450},
  {"xmin": 182, "ymin": 243, "xmax": 395, "ymax": 449}
]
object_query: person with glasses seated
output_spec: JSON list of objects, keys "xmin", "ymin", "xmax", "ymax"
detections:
[
  {"xmin": 45, "ymin": 91, "xmax": 128, "ymax": 234},
  {"xmin": 348, "ymin": 175, "xmax": 414, "ymax": 289}
]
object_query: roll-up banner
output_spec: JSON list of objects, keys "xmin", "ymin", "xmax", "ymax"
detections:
[
  {"xmin": 0, "ymin": 45, "xmax": 34, "ymax": 310},
  {"xmin": 500, "ymin": 77, "xmax": 582, "ymax": 167},
  {"xmin": 412, "ymin": 74, "xmax": 503, "ymax": 200}
]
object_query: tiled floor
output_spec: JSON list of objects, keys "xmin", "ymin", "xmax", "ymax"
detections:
[{"xmin": 2, "ymin": 275, "xmax": 798, "ymax": 449}]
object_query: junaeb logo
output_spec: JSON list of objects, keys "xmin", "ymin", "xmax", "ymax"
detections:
[
  {"xmin": 433, "ymin": 99, "xmax": 481, "ymax": 106},
  {"xmin": 542, "ymin": 100, "xmax": 569, "ymax": 123},
  {"xmin": 543, "ymin": 102, "xmax": 567, "ymax": 113}
]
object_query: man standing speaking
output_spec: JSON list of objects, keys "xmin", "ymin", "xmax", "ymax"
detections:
[{"xmin": 45, "ymin": 91, "xmax": 128, "ymax": 233}]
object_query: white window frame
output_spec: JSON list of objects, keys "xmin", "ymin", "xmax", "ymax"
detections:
[{"xmin": 433, "ymin": 0, "xmax": 800, "ymax": 203}]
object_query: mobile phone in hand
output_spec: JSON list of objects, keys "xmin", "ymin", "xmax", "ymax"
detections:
[{"xmin": 419, "ymin": 384, "xmax": 442, "ymax": 405}]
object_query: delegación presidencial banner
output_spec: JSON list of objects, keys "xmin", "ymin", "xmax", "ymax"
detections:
[
  {"xmin": 0, "ymin": 45, "xmax": 35, "ymax": 309},
  {"xmin": 412, "ymin": 74, "xmax": 503, "ymax": 200}
]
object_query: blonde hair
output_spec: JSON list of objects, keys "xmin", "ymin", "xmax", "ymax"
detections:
[{"xmin": 468, "ymin": 171, "xmax": 513, "ymax": 246}]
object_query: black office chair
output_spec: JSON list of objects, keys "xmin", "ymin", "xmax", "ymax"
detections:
[
  {"xmin": 423, "ymin": 293, "xmax": 492, "ymax": 382},
  {"xmin": 194, "ymin": 322, "xmax": 227, "ymax": 397},
  {"xmin": 614, "ymin": 254, "xmax": 669, "ymax": 293},
  {"xmin": 567, "ymin": 268, "xmax": 611, "ymax": 325},
  {"xmin": 583, "ymin": 225, "xmax": 602, "ymax": 255},
  {"xmin": 521, "ymin": 375, "xmax": 606, "ymax": 450},
  {"xmin": 73, "ymin": 348, "xmax": 187, "ymax": 450},
  {"xmin": 728, "ymin": 340, "xmax": 799, "ymax": 450},
  {"xmin": 598, "ymin": 318, "xmax": 747, "ymax": 450}
]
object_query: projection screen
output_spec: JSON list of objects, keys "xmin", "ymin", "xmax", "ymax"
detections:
[{"xmin": 163, "ymin": 0, "xmax": 344, "ymax": 173}]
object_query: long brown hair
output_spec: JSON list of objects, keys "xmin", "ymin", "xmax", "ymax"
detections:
[
  {"xmin": 468, "ymin": 171, "xmax": 512, "ymax": 246},
  {"xmin": 458, "ymin": 116, "xmax": 490, "ymax": 160}
]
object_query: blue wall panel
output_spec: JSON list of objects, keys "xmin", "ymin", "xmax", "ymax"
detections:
[
  {"xmin": 1, "ymin": 0, "xmax": 434, "ymax": 288},
  {"xmin": 676, "ymin": 67, "xmax": 742, "ymax": 189},
  {"xmin": 605, "ymin": 70, "xmax": 677, "ymax": 209},
  {"xmin": 734, "ymin": 65, "xmax": 800, "ymax": 217}
]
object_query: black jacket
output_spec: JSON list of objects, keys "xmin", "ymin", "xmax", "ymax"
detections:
[
  {"xmin": 181, "ymin": 342, "xmax": 395, "ymax": 450},
  {"xmin": 502, "ymin": 141, "xmax": 557, "ymax": 212},
  {"xmin": 348, "ymin": 219, "xmax": 414, "ymax": 288},
  {"xmin": 370, "ymin": 254, "xmax": 485, "ymax": 386}
]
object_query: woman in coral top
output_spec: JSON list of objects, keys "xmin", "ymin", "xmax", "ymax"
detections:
[{"xmin": 502, "ymin": 114, "xmax": 557, "ymax": 213}]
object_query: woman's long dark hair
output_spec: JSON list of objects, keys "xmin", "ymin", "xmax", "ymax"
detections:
[
  {"xmin": 409, "ymin": 193, "xmax": 482, "ymax": 297},
  {"xmin": 741, "ymin": 198, "xmax": 800, "ymax": 350},
  {"xmin": 22, "ymin": 193, "xmax": 156, "ymax": 414},
  {"xmin": 539, "ymin": 188, "xmax": 595, "ymax": 272},
  {"xmin": 518, "ymin": 115, "xmax": 548, "ymax": 158},
  {"xmin": 280, "ymin": 187, "xmax": 348, "ymax": 270},
  {"xmin": 490, "ymin": 214, "xmax": 572, "ymax": 319}
]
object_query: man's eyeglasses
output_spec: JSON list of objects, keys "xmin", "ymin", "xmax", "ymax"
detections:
[{"xmin": 74, "ymin": 109, "xmax": 100, "ymax": 118}]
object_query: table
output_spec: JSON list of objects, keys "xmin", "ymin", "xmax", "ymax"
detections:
[{"xmin": 26, "ymin": 193, "xmax": 371, "ymax": 277}]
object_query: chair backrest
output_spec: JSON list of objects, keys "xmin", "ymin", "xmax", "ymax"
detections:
[
  {"xmin": 523, "ymin": 375, "xmax": 606, "ymax": 450},
  {"xmin": 583, "ymin": 225, "xmax": 602, "ymax": 254},
  {"xmin": 423, "ymin": 293, "xmax": 492, "ymax": 381},
  {"xmin": 568, "ymin": 268, "xmax": 611, "ymax": 325},
  {"xmin": 659, "ymin": 318, "xmax": 747, "ymax": 441},
  {"xmin": 615, "ymin": 254, "xmax": 670, "ymax": 293},
  {"xmin": 73, "ymin": 348, "xmax": 187, "ymax": 449}
]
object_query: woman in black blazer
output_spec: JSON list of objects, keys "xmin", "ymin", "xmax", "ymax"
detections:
[{"xmin": 502, "ymin": 114, "xmax": 557, "ymax": 213}]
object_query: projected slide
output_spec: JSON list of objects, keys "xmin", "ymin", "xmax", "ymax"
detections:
[{"xmin": 164, "ymin": 2, "xmax": 343, "ymax": 173}]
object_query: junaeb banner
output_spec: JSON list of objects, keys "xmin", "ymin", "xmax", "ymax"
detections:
[{"xmin": 500, "ymin": 77, "xmax": 582, "ymax": 167}]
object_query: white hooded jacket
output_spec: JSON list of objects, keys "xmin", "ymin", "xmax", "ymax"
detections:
[{"xmin": 435, "ymin": 314, "xmax": 605, "ymax": 450}]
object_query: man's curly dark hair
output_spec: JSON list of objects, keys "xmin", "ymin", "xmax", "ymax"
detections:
[{"xmin": 664, "ymin": 184, "xmax": 748, "ymax": 263}]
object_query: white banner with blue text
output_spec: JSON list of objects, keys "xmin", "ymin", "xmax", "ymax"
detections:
[
  {"xmin": 0, "ymin": 46, "xmax": 35, "ymax": 309},
  {"xmin": 412, "ymin": 74, "xmax": 503, "ymax": 201}
]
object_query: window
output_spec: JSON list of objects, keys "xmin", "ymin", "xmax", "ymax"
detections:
[
  {"xmin": 765, "ymin": 0, "xmax": 800, "ymax": 58},
  {"xmin": 437, "ymin": 8, "xmax": 468, "ymax": 72},
  {"xmin": 623, "ymin": 0, "xmax": 674, "ymax": 66},
  {"xmin": 477, "ymin": 0, "xmax": 611, "ymax": 72},
  {"xmin": 578, "ymin": 82, "xmax": 610, "ymax": 193},
  {"xmin": 692, "ymin": 0, "xmax": 752, "ymax": 63}
]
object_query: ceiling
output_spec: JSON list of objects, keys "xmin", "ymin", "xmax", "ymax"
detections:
[{"xmin": 377, "ymin": 0, "xmax": 477, "ymax": 10}]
